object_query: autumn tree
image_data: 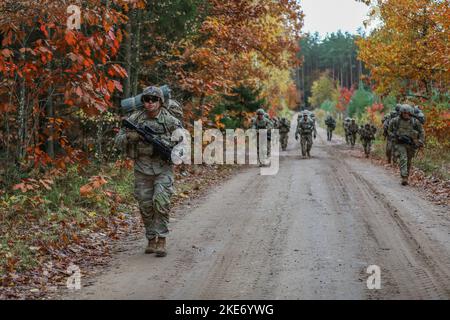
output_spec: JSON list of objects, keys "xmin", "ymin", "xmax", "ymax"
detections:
[
  {"xmin": 356, "ymin": 0, "xmax": 449, "ymax": 98},
  {"xmin": 0, "ymin": 0, "xmax": 129, "ymax": 185},
  {"xmin": 309, "ymin": 73, "xmax": 337, "ymax": 109}
]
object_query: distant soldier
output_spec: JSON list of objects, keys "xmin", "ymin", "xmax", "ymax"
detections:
[
  {"xmin": 383, "ymin": 113, "xmax": 394, "ymax": 164},
  {"xmin": 324, "ymin": 115, "xmax": 336, "ymax": 141},
  {"xmin": 412, "ymin": 105, "xmax": 426, "ymax": 125},
  {"xmin": 359, "ymin": 123, "xmax": 377, "ymax": 158},
  {"xmin": 295, "ymin": 112, "xmax": 317, "ymax": 158},
  {"xmin": 347, "ymin": 119, "xmax": 359, "ymax": 148},
  {"xmin": 388, "ymin": 105, "xmax": 425, "ymax": 186},
  {"xmin": 252, "ymin": 108, "xmax": 273, "ymax": 164},
  {"xmin": 115, "ymin": 86, "xmax": 183, "ymax": 257},
  {"xmin": 278, "ymin": 117, "xmax": 291, "ymax": 151},
  {"xmin": 309, "ymin": 112, "xmax": 316, "ymax": 126},
  {"xmin": 384, "ymin": 104, "xmax": 402, "ymax": 164},
  {"xmin": 343, "ymin": 117, "xmax": 351, "ymax": 144},
  {"xmin": 272, "ymin": 116, "xmax": 280, "ymax": 130}
]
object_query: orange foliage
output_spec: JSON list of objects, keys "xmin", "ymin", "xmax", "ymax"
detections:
[{"xmin": 423, "ymin": 106, "xmax": 450, "ymax": 148}]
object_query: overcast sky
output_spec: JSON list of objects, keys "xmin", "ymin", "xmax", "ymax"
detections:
[{"xmin": 300, "ymin": 0, "xmax": 373, "ymax": 37}]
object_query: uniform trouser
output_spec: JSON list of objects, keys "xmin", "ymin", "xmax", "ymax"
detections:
[
  {"xmin": 327, "ymin": 128, "xmax": 333, "ymax": 141},
  {"xmin": 362, "ymin": 139, "xmax": 372, "ymax": 155},
  {"xmin": 386, "ymin": 138, "xmax": 393, "ymax": 162},
  {"xmin": 257, "ymin": 136, "xmax": 271, "ymax": 163},
  {"xmin": 134, "ymin": 170, "xmax": 174, "ymax": 240},
  {"xmin": 344, "ymin": 130, "xmax": 349, "ymax": 143},
  {"xmin": 280, "ymin": 133, "xmax": 288, "ymax": 150},
  {"xmin": 300, "ymin": 134, "xmax": 313, "ymax": 156},
  {"xmin": 349, "ymin": 133, "xmax": 357, "ymax": 146},
  {"xmin": 395, "ymin": 144, "xmax": 416, "ymax": 178}
]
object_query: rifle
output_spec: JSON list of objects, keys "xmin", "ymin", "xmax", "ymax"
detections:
[
  {"xmin": 122, "ymin": 119, "xmax": 181, "ymax": 163},
  {"xmin": 396, "ymin": 134, "xmax": 420, "ymax": 149}
]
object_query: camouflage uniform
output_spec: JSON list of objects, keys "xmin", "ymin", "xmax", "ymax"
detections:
[
  {"xmin": 343, "ymin": 118, "xmax": 351, "ymax": 144},
  {"xmin": 388, "ymin": 106, "xmax": 424, "ymax": 185},
  {"xmin": 278, "ymin": 117, "xmax": 291, "ymax": 151},
  {"xmin": 115, "ymin": 103, "xmax": 182, "ymax": 243},
  {"xmin": 324, "ymin": 115, "xmax": 336, "ymax": 141},
  {"xmin": 383, "ymin": 113, "xmax": 393, "ymax": 163},
  {"xmin": 347, "ymin": 120, "xmax": 359, "ymax": 147},
  {"xmin": 359, "ymin": 123, "xmax": 377, "ymax": 157},
  {"xmin": 296, "ymin": 115, "xmax": 317, "ymax": 158},
  {"xmin": 272, "ymin": 117, "xmax": 280, "ymax": 130},
  {"xmin": 252, "ymin": 109, "xmax": 273, "ymax": 164},
  {"xmin": 386, "ymin": 105, "xmax": 402, "ymax": 164}
]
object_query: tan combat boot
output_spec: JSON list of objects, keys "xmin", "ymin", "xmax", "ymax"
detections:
[
  {"xmin": 145, "ymin": 238, "xmax": 157, "ymax": 254},
  {"xmin": 155, "ymin": 237, "xmax": 167, "ymax": 257}
]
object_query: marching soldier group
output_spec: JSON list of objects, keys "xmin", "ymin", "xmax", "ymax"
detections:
[
  {"xmin": 115, "ymin": 83, "xmax": 425, "ymax": 255},
  {"xmin": 253, "ymin": 104, "xmax": 424, "ymax": 186}
]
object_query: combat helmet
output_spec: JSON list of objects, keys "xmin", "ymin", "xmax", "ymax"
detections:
[
  {"xmin": 142, "ymin": 86, "xmax": 164, "ymax": 102},
  {"xmin": 256, "ymin": 108, "xmax": 265, "ymax": 115},
  {"xmin": 399, "ymin": 104, "xmax": 412, "ymax": 114}
]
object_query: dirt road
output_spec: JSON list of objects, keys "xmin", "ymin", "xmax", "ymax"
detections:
[{"xmin": 67, "ymin": 116, "xmax": 450, "ymax": 300}]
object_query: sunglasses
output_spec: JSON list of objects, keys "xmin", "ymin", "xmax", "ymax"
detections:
[{"xmin": 142, "ymin": 95, "xmax": 160, "ymax": 103}]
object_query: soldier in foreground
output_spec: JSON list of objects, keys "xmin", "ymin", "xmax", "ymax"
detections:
[
  {"xmin": 359, "ymin": 123, "xmax": 377, "ymax": 158},
  {"xmin": 279, "ymin": 117, "xmax": 291, "ymax": 151},
  {"xmin": 325, "ymin": 115, "xmax": 336, "ymax": 141},
  {"xmin": 115, "ymin": 86, "xmax": 183, "ymax": 257},
  {"xmin": 347, "ymin": 119, "xmax": 359, "ymax": 148},
  {"xmin": 388, "ymin": 105, "xmax": 424, "ymax": 186},
  {"xmin": 295, "ymin": 112, "xmax": 317, "ymax": 158}
]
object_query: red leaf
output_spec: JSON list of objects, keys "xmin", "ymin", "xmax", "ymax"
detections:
[
  {"xmin": 75, "ymin": 86, "xmax": 83, "ymax": 97},
  {"xmin": 40, "ymin": 24, "xmax": 49, "ymax": 38},
  {"xmin": 113, "ymin": 80, "xmax": 123, "ymax": 92},
  {"xmin": 65, "ymin": 31, "xmax": 77, "ymax": 46},
  {"xmin": 107, "ymin": 80, "xmax": 115, "ymax": 93}
]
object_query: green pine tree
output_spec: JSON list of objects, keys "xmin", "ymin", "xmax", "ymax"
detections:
[{"xmin": 212, "ymin": 85, "xmax": 266, "ymax": 129}]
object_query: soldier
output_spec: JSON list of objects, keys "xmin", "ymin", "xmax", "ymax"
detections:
[
  {"xmin": 388, "ymin": 105, "xmax": 425, "ymax": 186},
  {"xmin": 324, "ymin": 115, "xmax": 336, "ymax": 141},
  {"xmin": 412, "ymin": 105, "xmax": 426, "ymax": 125},
  {"xmin": 359, "ymin": 123, "xmax": 377, "ymax": 158},
  {"xmin": 385, "ymin": 104, "xmax": 402, "ymax": 164},
  {"xmin": 272, "ymin": 116, "xmax": 280, "ymax": 130},
  {"xmin": 295, "ymin": 112, "xmax": 317, "ymax": 158},
  {"xmin": 278, "ymin": 117, "xmax": 291, "ymax": 151},
  {"xmin": 382, "ymin": 113, "xmax": 392, "ymax": 163},
  {"xmin": 347, "ymin": 119, "xmax": 359, "ymax": 148},
  {"xmin": 115, "ymin": 86, "xmax": 183, "ymax": 257},
  {"xmin": 252, "ymin": 108, "xmax": 273, "ymax": 165},
  {"xmin": 343, "ymin": 117, "xmax": 351, "ymax": 144},
  {"xmin": 309, "ymin": 112, "xmax": 316, "ymax": 126}
]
